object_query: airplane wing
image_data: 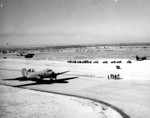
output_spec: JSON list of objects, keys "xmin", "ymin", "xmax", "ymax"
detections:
[{"xmin": 57, "ymin": 71, "xmax": 70, "ymax": 75}]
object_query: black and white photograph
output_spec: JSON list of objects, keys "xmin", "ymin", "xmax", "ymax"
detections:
[{"xmin": 0, "ymin": 0, "xmax": 150, "ymax": 118}]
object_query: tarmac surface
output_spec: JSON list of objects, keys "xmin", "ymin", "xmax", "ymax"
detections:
[{"xmin": 0, "ymin": 60, "xmax": 150, "ymax": 118}]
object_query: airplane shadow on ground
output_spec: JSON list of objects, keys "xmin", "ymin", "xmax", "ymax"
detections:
[{"xmin": 2, "ymin": 77, "xmax": 78, "ymax": 87}]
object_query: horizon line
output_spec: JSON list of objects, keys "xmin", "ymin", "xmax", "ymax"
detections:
[{"xmin": 1, "ymin": 42, "xmax": 150, "ymax": 49}]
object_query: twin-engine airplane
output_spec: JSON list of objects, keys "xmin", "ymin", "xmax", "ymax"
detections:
[{"xmin": 22, "ymin": 68, "xmax": 70, "ymax": 81}]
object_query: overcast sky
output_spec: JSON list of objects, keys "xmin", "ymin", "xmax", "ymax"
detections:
[{"xmin": 0, "ymin": 0, "xmax": 150, "ymax": 46}]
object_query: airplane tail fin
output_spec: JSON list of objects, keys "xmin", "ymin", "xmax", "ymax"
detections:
[
  {"xmin": 22, "ymin": 68, "xmax": 28, "ymax": 78},
  {"xmin": 57, "ymin": 71, "xmax": 70, "ymax": 75},
  {"xmin": 136, "ymin": 55, "xmax": 139, "ymax": 61}
]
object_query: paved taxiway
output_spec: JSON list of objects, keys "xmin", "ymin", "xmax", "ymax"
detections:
[{"xmin": 0, "ymin": 68, "xmax": 150, "ymax": 118}]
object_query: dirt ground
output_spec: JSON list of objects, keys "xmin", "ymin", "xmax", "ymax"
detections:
[
  {"xmin": 0, "ymin": 85, "xmax": 122, "ymax": 118},
  {"xmin": 0, "ymin": 45, "xmax": 150, "ymax": 60},
  {"xmin": 0, "ymin": 45, "xmax": 150, "ymax": 118},
  {"xmin": 0, "ymin": 59, "xmax": 150, "ymax": 118}
]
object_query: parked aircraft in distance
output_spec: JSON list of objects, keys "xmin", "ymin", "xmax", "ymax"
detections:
[
  {"xmin": 136, "ymin": 55, "xmax": 147, "ymax": 61},
  {"xmin": 22, "ymin": 68, "xmax": 70, "ymax": 81}
]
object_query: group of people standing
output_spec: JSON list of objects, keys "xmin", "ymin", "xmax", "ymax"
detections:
[{"xmin": 107, "ymin": 74, "xmax": 121, "ymax": 80}]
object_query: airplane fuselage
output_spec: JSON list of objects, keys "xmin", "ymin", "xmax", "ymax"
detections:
[
  {"xmin": 30, "ymin": 70, "xmax": 56, "ymax": 79},
  {"xmin": 22, "ymin": 68, "xmax": 69, "ymax": 81},
  {"xmin": 22, "ymin": 68, "xmax": 56, "ymax": 80}
]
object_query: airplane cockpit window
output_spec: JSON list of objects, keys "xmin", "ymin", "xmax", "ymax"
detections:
[{"xmin": 28, "ymin": 68, "xmax": 35, "ymax": 72}]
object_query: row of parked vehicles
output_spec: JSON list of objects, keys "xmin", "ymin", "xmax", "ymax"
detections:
[
  {"xmin": 67, "ymin": 60, "xmax": 98, "ymax": 64},
  {"xmin": 103, "ymin": 60, "xmax": 132, "ymax": 64},
  {"xmin": 67, "ymin": 60, "xmax": 132, "ymax": 64}
]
